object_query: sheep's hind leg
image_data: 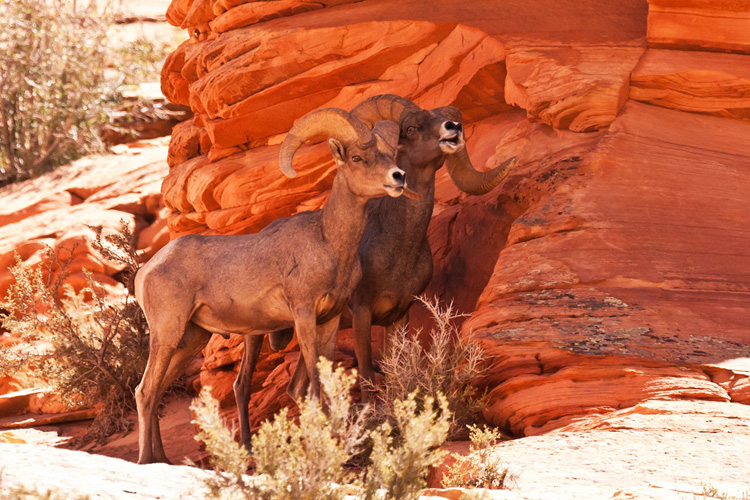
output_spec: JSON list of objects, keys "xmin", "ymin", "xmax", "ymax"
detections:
[
  {"xmin": 234, "ymin": 334, "xmax": 264, "ymax": 450},
  {"xmin": 135, "ymin": 343, "xmax": 176, "ymax": 464},
  {"xmin": 147, "ymin": 322, "xmax": 212, "ymax": 463}
]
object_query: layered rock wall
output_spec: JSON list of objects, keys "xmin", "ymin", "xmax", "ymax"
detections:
[{"xmin": 159, "ymin": 0, "xmax": 750, "ymax": 434}]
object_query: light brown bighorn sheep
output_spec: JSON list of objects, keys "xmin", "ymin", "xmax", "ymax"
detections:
[
  {"xmin": 133, "ymin": 107, "xmax": 408, "ymax": 464},
  {"xmin": 234, "ymin": 95, "xmax": 516, "ymax": 448}
]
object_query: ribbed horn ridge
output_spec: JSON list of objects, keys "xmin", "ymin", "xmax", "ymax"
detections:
[
  {"xmin": 350, "ymin": 94, "xmax": 419, "ymax": 128},
  {"xmin": 446, "ymin": 151, "xmax": 517, "ymax": 195},
  {"xmin": 279, "ymin": 108, "xmax": 372, "ymax": 178}
]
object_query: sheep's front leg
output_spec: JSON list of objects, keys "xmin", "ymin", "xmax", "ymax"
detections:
[
  {"xmin": 293, "ymin": 308, "xmax": 321, "ymax": 400},
  {"xmin": 318, "ymin": 315, "xmax": 341, "ymax": 367},
  {"xmin": 287, "ymin": 315, "xmax": 340, "ymax": 403},
  {"xmin": 234, "ymin": 334, "xmax": 265, "ymax": 450},
  {"xmin": 287, "ymin": 352, "xmax": 309, "ymax": 403}
]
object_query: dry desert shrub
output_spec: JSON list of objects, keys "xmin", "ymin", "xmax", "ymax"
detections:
[
  {"xmin": 0, "ymin": 0, "xmax": 165, "ymax": 185},
  {"xmin": 0, "ymin": 221, "xmax": 148, "ymax": 442},
  {"xmin": 0, "ymin": 485, "xmax": 90, "ymax": 500},
  {"xmin": 371, "ymin": 295, "xmax": 487, "ymax": 437},
  {"xmin": 191, "ymin": 358, "xmax": 451, "ymax": 500},
  {"xmin": 696, "ymin": 484, "xmax": 750, "ymax": 500},
  {"xmin": 0, "ymin": 470, "xmax": 90, "ymax": 500}
]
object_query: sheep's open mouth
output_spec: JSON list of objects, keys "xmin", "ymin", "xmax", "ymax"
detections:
[
  {"xmin": 384, "ymin": 184, "xmax": 405, "ymax": 197},
  {"xmin": 439, "ymin": 135, "xmax": 459, "ymax": 145},
  {"xmin": 439, "ymin": 132, "xmax": 461, "ymax": 151}
]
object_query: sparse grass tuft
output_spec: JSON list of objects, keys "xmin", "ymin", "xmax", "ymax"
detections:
[
  {"xmin": 441, "ymin": 425, "xmax": 515, "ymax": 490},
  {"xmin": 695, "ymin": 484, "xmax": 750, "ymax": 500}
]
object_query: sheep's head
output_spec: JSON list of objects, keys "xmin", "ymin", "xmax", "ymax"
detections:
[
  {"xmin": 351, "ymin": 95, "xmax": 516, "ymax": 195},
  {"xmin": 279, "ymin": 108, "xmax": 408, "ymax": 199}
]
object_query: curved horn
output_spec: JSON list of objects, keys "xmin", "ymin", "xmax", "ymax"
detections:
[
  {"xmin": 279, "ymin": 108, "xmax": 372, "ymax": 178},
  {"xmin": 350, "ymin": 94, "xmax": 419, "ymax": 128},
  {"xmin": 446, "ymin": 151, "xmax": 517, "ymax": 195}
]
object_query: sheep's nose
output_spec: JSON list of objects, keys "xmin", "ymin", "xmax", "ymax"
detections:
[
  {"xmin": 389, "ymin": 167, "xmax": 406, "ymax": 186},
  {"xmin": 444, "ymin": 121, "xmax": 463, "ymax": 133}
]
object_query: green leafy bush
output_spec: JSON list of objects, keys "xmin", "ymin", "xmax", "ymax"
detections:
[
  {"xmin": 372, "ymin": 296, "xmax": 487, "ymax": 437},
  {"xmin": 191, "ymin": 358, "xmax": 451, "ymax": 500},
  {"xmin": 0, "ymin": 0, "xmax": 164, "ymax": 185},
  {"xmin": 0, "ymin": 221, "xmax": 148, "ymax": 442}
]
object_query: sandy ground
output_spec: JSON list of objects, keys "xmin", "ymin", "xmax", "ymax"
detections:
[{"xmin": 1, "ymin": 398, "xmax": 749, "ymax": 499}]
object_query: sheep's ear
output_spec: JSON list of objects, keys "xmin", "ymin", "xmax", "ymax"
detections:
[{"xmin": 328, "ymin": 138, "xmax": 346, "ymax": 165}]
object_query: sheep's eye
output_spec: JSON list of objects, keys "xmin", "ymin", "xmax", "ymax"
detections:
[
  {"xmin": 194, "ymin": 29, "xmax": 200, "ymax": 38},
  {"xmin": 406, "ymin": 126, "xmax": 416, "ymax": 136},
  {"xmin": 351, "ymin": 155, "xmax": 362, "ymax": 162}
]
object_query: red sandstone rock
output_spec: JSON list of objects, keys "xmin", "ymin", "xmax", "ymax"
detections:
[
  {"xmin": 630, "ymin": 49, "xmax": 750, "ymax": 119},
  {"xmin": 211, "ymin": 1, "xmax": 327, "ymax": 33},
  {"xmin": 647, "ymin": 0, "xmax": 750, "ymax": 54},
  {"xmin": 154, "ymin": 0, "xmax": 750, "ymax": 439},
  {"xmin": 244, "ymin": 352, "xmax": 299, "ymax": 430},
  {"xmin": 0, "ymin": 431, "xmax": 26, "ymax": 443},
  {"xmin": 0, "ymin": 409, "xmax": 99, "ymax": 429},
  {"xmin": 0, "ymin": 389, "xmax": 45, "ymax": 419},
  {"xmin": 0, "ymin": 139, "xmax": 172, "ymax": 298},
  {"xmin": 463, "ymin": 101, "xmax": 750, "ymax": 434},
  {"xmin": 504, "ymin": 43, "xmax": 643, "ymax": 131},
  {"xmin": 0, "ymin": 140, "xmax": 174, "ymax": 415},
  {"xmin": 0, "ymin": 376, "xmax": 22, "ymax": 397}
]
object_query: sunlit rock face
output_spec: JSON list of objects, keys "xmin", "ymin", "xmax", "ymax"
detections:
[
  {"xmin": 160, "ymin": 0, "xmax": 750, "ymax": 435},
  {"xmin": 0, "ymin": 141, "xmax": 171, "ymax": 307}
]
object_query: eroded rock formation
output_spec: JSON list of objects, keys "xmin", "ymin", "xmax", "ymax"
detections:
[
  {"xmin": 155, "ymin": 0, "xmax": 750, "ymax": 435},
  {"xmin": 0, "ymin": 139, "xmax": 172, "ymax": 417}
]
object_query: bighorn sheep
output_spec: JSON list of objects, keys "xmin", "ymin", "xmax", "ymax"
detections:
[
  {"xmin": 134, "ymin": 107, "xmax": 408, "ymax": 464},
  {"xmin": 234, "ymin": 95, "xmax": 515, "ymax": 448}
]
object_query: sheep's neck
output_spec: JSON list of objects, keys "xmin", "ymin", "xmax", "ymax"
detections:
[
  {"xmin": 382, "ymin": 157, "xmax": 438, "ymax": 244},
  {"xmin": 321, "ymin": 174, "xmax": 369, "ymax": 260}
]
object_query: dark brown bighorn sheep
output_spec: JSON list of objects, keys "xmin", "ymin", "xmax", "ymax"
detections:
[
  {"xmin": 346, "ymin": 95, "xmax": 515, "ymax": 391},
  {"xmin": 133, "ymin": 107, "xmax": 408, "ymax": 464},
  {"xmin": 234, "ymin": 95, "xmax": 516, "ymax": 448}
]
